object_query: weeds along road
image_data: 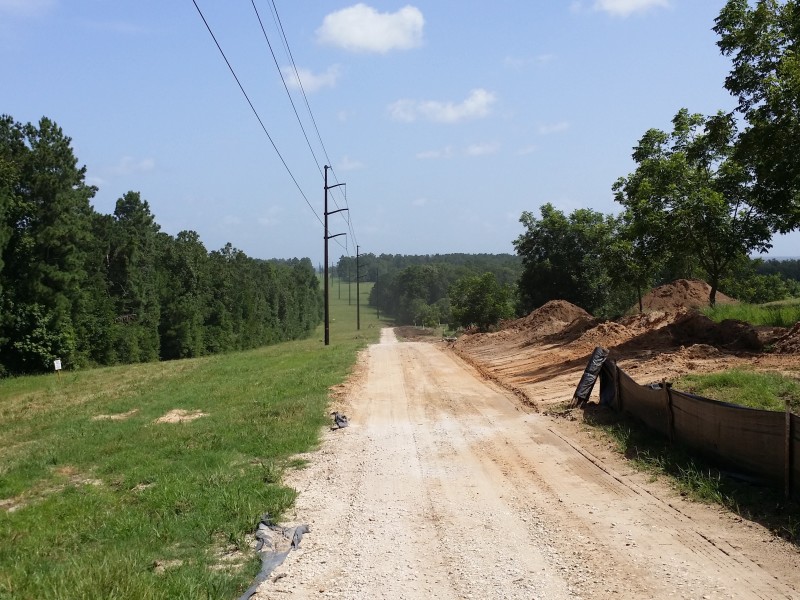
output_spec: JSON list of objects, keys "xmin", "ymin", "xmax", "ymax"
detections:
[{"xmin": 254, "ymin": 328, "xmax": 800, "ymax": 600}]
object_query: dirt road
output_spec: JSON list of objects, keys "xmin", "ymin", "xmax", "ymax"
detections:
[{"xmin": 254, "ymin": 329, "xmax": 800, "ymax": 599}]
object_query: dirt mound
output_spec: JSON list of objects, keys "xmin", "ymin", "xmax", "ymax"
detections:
[
  {"xmin": 561, "ymin": 321, "xmax": 634, "ymax": 354},
  {"xmin": 507, "ymin": 300, "xmax": 592, "ymax": 338},
  {"xmin": 619, "ymin": 310, "xmax": 676, "ymax": 332},
  {"xmin": 665, "ymin": 313, "xmax": 762, "ymax": 351},
  {"xmin": 636, "ymin": 279, "xmax": 736, "ymax": 313},
  {"xmin": 773, "ymin": 322, "xmax": 800, "ymax": 354}
]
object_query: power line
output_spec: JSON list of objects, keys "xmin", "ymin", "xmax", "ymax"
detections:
[
  {"xmin": 250, "ymin": 0, "xmax": 325, "ymax": 180},
  {"xmin": 193, "ymin": 0, "xmax": 353, "ymax": 257},
  {"xmin": 254, "ymin": 0, "xmax": 352, "ymax": 250},
  {"xmin": 191, "ymin": 0, "xmax": 323, "ymax": 228},
  {"xmin": 268, "ymin": 0, "xmax": 358, "ymax": 248}
]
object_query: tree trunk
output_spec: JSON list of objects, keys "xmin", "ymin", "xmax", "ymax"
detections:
[{"xmin": 637, "ymin": 285, "xmax": 643, "ymax": 314}]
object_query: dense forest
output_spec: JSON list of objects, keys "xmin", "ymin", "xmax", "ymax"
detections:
[
  {"xmin": 0, "ymin": 115, "xmax": 322, "ymax": 376},
  {"xmin": 333, "ymin": 253, "xmax": 521, "ymax": 328},
  {"xmin": 5, "ymin": 2, "xmax": 800, "ymax": 363}
]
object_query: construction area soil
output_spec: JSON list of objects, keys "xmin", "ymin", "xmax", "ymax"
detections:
[{"xmin": 254, "ymin": 280, "xmax": 800, "ymax": 599}]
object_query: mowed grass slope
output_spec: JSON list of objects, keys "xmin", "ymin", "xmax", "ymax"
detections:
[{"xmin": 0, "ymin": 282, "xmax": 381, "ymax": 599}]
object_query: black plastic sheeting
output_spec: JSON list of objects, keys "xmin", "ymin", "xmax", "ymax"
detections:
[
  {"xmin": 573, "ymin": 346, "xmax": 615, "ymax": 406},
  {"xmin": 331, "ymin": 411, "xmax": 349, "ymax": 429},
  {"xmin": 238, "ymin": 514, "xmax": 310, "ymax": 600}
]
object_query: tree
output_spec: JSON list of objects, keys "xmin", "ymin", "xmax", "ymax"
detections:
[
  {"xmin": 514, "ymin": 203, "xmax": 622, "ymax": 316},
  {"xmin": 106, "ymin": 191, "xmax": 162, "ymax": 362},
  {"xmin": 615, "ymin": 109, "xmax": 773, "ymax": 306},
  {"xmin": 158, "ymin": 230, "xmax": 209, "ymax": 359},
  {"xmin": 0, "ymin": 116, "xmax": 98, "ymax": 372},
  {"xmin": 0, "ymin": 116, "xmax": 19, "ymax": 295},
  {"xmin": 715, "ymin": 0, "xmax": 800, "ymax": 231},
  {"xmin": 720, "ymin": 255, "xmax": 793, "ymax": 303},
  {"xmin": 449, "ymin": 273, "xmax": 514, "ymax": 331}
]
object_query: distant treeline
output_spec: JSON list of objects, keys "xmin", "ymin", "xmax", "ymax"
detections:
[
  {"xmin": 334, "ymin": 253, "xmax": 521, "ymax": 326},
  {"xmin": 757, "ymin": 259, "xmax": 800, "ymax": 283},
  {"xmin": 0, "ymin": 115, "xmax": 322, "ymax": 376},
  {"xmin": 337, "ymin": 244, "xmax": 800, "ymax": 328}
]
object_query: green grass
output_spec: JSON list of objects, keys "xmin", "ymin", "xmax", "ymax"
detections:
[
  {"xmin": 675, "ymin": 368, "xmax": 800, "ymax": 412},
  {"xmin": 0, "ymin": 283, "xmax": 384, "ymax": 600},
  {"xmin": 703, "ymin": 299, "xmax": 800, "ymax": 327}
]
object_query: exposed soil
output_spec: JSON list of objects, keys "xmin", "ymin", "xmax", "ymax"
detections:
[
  {"xmin": 153, "ymin": 409, "xmax": 208, "ymax": 424},
  {"xmin": 252, "ymin": 315, "xmax": 800, "ymax": 600},
  {"xmin": 774, "ymin": 322, "xmax": 800, "ymax": 354},
  {"xmin": 635, "ymin": 278, "xmax": 737, "ymax": 313},
  {"xmin": 92, "ymin": 409, "xmax": 138, "ymax": 421}
]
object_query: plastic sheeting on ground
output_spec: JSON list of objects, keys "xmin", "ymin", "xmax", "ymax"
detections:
[{"xmin": 238, "ymin": 514, "xmax": 310, "ymax": 600}]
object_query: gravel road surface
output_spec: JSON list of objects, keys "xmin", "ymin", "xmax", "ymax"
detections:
[{"xmin": 254, "ymin": 328, "xmax": 800, "ymax": 600}]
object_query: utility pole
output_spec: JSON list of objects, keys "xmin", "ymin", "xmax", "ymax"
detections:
[
  {"xmin": 356, "ymin": 245, "xmax": 361, "ymax": 331},
  {"xmin": 324, "ymin": 165, "xmax": 347, "ymax": 346},
  {"xmin": 376, "ymin": 269, "xmax": 380, "ymax": 320}
]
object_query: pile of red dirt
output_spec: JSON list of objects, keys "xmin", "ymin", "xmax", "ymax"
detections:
[
  {"xmin": 510, "ymin": 300, "xmax": 592, "ymax": 337},
  {"xmin": 664, "ymin": 313, "xmax": 762, "ymax": 351},
  {"xmin": 773, "ymin": 323, "xmax": 800, "ymax": 354},
  {"xmin": 560, "ymin": 321, "xmax": 633, "ymax": 354},
  {"xmin": 635, "ymin": 279, "xmax": 736, "ymax": 313}
]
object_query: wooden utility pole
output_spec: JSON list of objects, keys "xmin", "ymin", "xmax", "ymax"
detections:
[
  {"xmin": 356, "ymin": 245, "xmax": 361, "ymax": 331},
  {"xmin": 323, "ymin": 166, "xmax": 346, "ymax": 346}
]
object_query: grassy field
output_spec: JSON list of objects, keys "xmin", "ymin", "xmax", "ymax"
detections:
[
  {"xmin": 675, "ymin": 369, "xmax": 800, "ymax": 412},
  {"xmin": 703, "ymin": 298, "xmax": 800, "ymax": 327},
  {"xmin": 0, "ymin": 281, "xmax": 382, "ymax": 599}
]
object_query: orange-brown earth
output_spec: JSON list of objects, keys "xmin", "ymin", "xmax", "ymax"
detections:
[
  {"xmin": 454, "ymin": 280, "xmax": 797, "ymax": 407},
  {"xmin": 252, "ymin": 281, "xmax": 800, "ymax": 600}
]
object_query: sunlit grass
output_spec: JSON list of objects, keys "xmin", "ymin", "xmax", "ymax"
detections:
[
  {"xmin": 703, "ymin": 300, "xmax": 800, "ymax": 327},
  {"xmin": 675, "ymin": 369, "xmax": 800, "ymax": 412},
  {"xmin": 0, "ymin": 285, "xmax": 383, "ymax": 599}
]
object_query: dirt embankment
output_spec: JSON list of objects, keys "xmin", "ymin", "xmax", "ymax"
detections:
[{"xmin": 453, "ymin": 279, "xmax": 799, "ymax": 408}]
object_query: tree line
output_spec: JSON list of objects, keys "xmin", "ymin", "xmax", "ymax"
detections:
[
  {"xmin": 367, "ymin": 2, "xmax": 800, "ymax": 331},
  {"xmin": 339, "ymin": 254, "xmax": 520, "ymax": 330},
  {"xmin": 515, "ymin": 0, "xmax": 800, "ymax": 318},
  {"xmin": 0, "ymin": 115, "xmax": 322, "ymax": 376}
]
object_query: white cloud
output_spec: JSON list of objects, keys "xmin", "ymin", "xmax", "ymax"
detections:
[
  {"xmin": 593, "ymin": 0, "xmax": 670, "ymax": 17},
  {"xmin": 0, "ymin": 0, "xmax": 55, "ymax": 17},
  {"xmin": 388, "ymin": 100, "xmax": 418, "ymax": 123},
  {"xmin": 316, "ymin": 3, "xmax": 424, "ymax": 54},
  {"xmin": 538, "ymin": 121, "xmax": 571, "ymax": 135},
  {"xmin": 465, "ymin": 142, "xmax": 499, "ymax": 157},
  {"xmin": 282, "ymin": 65, "xmax": 340, "ymax": 93},
  {"xmin": 416, "ymin": 146, "xmax": 454, "ymax": 160},
  {"xmin": 416, "ymin": 143, "xmax": 499, "ymax": 159},
  {"xmin": 108, "ymin": 156, "xmax": 155, "ymax": 176},
  {"xmin": 517, "ymin": 145, "xmax": 538, "ymax": 155},
  {"xmin": 389, "ymin": 88, "xmax": 496, "ymax": 124},
  {"xmin": 338, "ymin": 155, "xmax": 365, "ymax": 171},
  {"xmin": 411, "ymin": 197, "xmax": 428, "ymax": 207}
]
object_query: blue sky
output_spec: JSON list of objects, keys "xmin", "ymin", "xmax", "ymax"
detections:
[{"xmin": 3, "ymin": 0, "xmax": 798, "ymax": 263}]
